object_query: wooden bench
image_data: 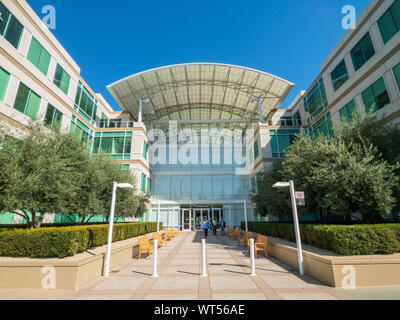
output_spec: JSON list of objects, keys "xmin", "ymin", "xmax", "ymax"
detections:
[
  {"xmin": 138, "ymin": 236, "xmax": 153, "ymax": 260},
  {"xmin": 153, "ymin": 232, "xmax": 167, "ymax": 247},
  {"xmin": 171, "ymin": 227, "xmax": 179, "ymax": 237},
  {"xmin": 248, "ymin": 234, "xmax": 268, "ymax": 258},
  {"xmin": 164, "ymin": 229, "xmax": 174, "ymax": 241},
  {"xmin": 238, "ymin": 232, "xmax": 253, "ymax": 247},
  {"xmin": 229, "ymin": 228, "xmax": 240, "ymax": 240}
]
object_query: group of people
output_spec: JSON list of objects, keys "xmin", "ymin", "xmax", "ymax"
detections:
[{"xmin": 202, "ymin": 217, "xmax": 227, "ymax": 239}]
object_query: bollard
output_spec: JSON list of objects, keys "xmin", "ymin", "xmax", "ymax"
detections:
[
  {"xmin": 201, "ymin": 239, "xmax": 208, "ymax": 277},
  {"xmin": 249, "ymin": 238, "xmax": 256, "ymax": 277},
  {"xmin": 152, "ymin": 239, "xmax": 159, "ymax": 278}
]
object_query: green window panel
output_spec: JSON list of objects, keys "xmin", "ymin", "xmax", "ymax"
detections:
[
  {"xmin": 147, "ymin": 177, "xmax": 151, "ymax": 194},
  {"xmin": 0, "ymin": 2, "xmax": 23, "ymax": 49},
  {"xmin": 27, "ymin": 37, "xmax": 51, "ymax": 75},
  {"xmin": 310, "ymin": 113, "xmax": 334, "ymax": 138},
  {"xmin": 13, "ymin": 82, "xmax": 41, "ymax": 119},
  {"xmin": 141, "ymin": 173, "xmax": 147, "ymax": 192},
  {"xmin": 53, "ymin": 64, "xmax": 70, "ymax": 94},
  {"xmin": 339, "ymin": 100, "xmax": 358, "ymax": 123},
  {"xmin": 93, "ymin": 135, "xmax": 132, "ymax": 158},
  {"xmin": 70, "ymin": 117, "xmax": 93, "ymax": 146},
  {"xmin": 100, "ymin": 113, "xmax": 108, "ymax": 128},
  {"xmin": 44, "ymin": 103, "xmax": 63, "ymax": 127},
  {"xmin": 121, "ymin": 164, "xmax": 130, "ymax": 171},
  {"xmin": 378, "ymin": 0, "xmax": 400, "ymax": 45},
  {"xmin": 124, "ymin": 137, "xmax": 131, "ymax": 154},
  {"xmin": 351, "ymin": 32, "xmax": 375, "ymax": 71},
  {"xmin": 361, "ymin": 77, "xmax": 391, "ymax": 114},
  {"xmin": 394, "ymin": 63, "xmax": 400, "ymax": 91},
  {"xmin": 0, "ymin": 66, "xmax": 10, "ymax": 101},
  {"xmin": 293, "ymin": 112, "xmax": 302, "ymax": 126},
  {"xmin": 254, "ymin": 139, "xmax": 260, "ymax": 159},
  {"xmin": 143, "ymin": 142, "xmax": 148, "ymax": 160},
  {"xmin": 74, "ymin": 82, "xmax": 97, "ymax": 122},
  {"xmin": 303, "ymin": 78, "xmax": 328, "ymax": 123},
  {"xmin": 270, "ymin": 129, "xmax": 299, "ymax": 158},
  {"xmin": 331, "ymin": 59, "xmax": 349, "ymax": 91}
]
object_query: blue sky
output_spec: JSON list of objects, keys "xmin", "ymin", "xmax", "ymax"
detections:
[{"xmin": 27, "ymin": 0, "xmax": 369, "ymax": 111}]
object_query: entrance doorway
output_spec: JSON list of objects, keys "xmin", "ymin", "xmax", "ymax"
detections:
[
  {"xmin": 181, "ymin": 209, "xmax": 191, "ymax": 231},
  {"xmin": 194, "ymin": 209, "xmax": 209, "ymax": 231}
]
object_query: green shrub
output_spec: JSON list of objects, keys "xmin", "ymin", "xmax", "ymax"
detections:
[
  {"xmin": 242, "ymin": 222, "xmax": 400, "ymax": 256},
  {"xmin": 0, "ymin": 222, "xmax": 163, "ymax": 258}
]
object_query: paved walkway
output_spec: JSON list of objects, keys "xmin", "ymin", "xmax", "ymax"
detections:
[{"xmin": 1, "ymin": 232, "xmax": 399, "ymax": 300}]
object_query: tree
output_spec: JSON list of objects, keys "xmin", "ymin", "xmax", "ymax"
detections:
[
  {"xmin": 251, "ymin": 161, "xmax": 291, "ymax": 218},
  {"xmin": 0, "ymin": 128, "xmax": 149, "ymax": 227},
  {"xmin": 0, "ymin": 130, "xmax": 75, "ymax": 228},
  {"xmin": 282, "ymin": 130, "xmax": 398, "ymax": 223}
]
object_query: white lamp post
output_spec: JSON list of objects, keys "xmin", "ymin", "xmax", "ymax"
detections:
[
  {"xmin": 273, "ymin": 181, "xmax": 304, "ymax": 276},
  {"xmin": 138, "ymin": 98, "xmax": 150, "ymax": 123},
  {"xmin": 104, "ymin": 182, "xmax": 134, "ymax": 277}
]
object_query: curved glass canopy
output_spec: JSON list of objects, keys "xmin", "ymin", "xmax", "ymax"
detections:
[{"xmin": 107, "ymin": 63, "xmax": 294, "ymax": 129}]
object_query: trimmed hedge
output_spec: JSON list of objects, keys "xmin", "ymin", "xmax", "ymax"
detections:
[
  {"xmin": 242, "ymin": 222, "xmax": 400, "ymax": 256},
  {"xmin": 0, "ymin": 222, "xmax": 162, "ymax": 258}
]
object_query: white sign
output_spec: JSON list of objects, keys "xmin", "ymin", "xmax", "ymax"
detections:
[{"xmin": 296, "ymin": 192, "xmax": 305, "ymax": 206}]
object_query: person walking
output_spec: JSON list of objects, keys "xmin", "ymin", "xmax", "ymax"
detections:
[
  {"xmin": 202, "ymin": 217, "xmax": 210, "ymax": 239},
  {"xmin": 212, "ymin": 220, "xmax": 217, "ymax": 236},
  {"xmin": 220, "ymin": 218, "xmax": 226, "ymax": 236}
]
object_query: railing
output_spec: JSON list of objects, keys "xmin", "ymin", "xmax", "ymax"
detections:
[{"xmin": 99, "ymin": 120, "xmax": 137, "ymax": 129}]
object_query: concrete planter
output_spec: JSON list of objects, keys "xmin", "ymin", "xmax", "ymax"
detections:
[
  {"xmin": 266, "ymin": 236, "xmax": 400, "ymax": 288},
  {"xmin": 0, "ymin": 233, "xmax": 155, "ymax": 290}
]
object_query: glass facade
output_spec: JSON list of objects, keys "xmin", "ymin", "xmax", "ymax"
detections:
[
  {"xmin": 27, "ymin": 37, "xmax": 51, "ymax": 75},
  {"xmin": 350, "ymin": 32, "xmax": 375, "ymax": 71},
  {"xmin": 331, "ymin": 59, "xmax": 349, "ymax": 91},
  {"xmin": 394, "ymin": 63, "xmax": 400, "ymax": 91},
  {"xmin": 303, "ymin": 78, "xmax": 328, "ymax": 123},
  {"xmin": 92, "ymin": 132, "xmax": 132, "ymax": 160},
  {"xmin": 378, "ymin": 0, "xmax": 400, "ymax": 45},
  {"xmin": 53, "ymin": 64, "xmax": 70, "ymax": 95},
  {"xmin": 309, "ymin": 113, "xmax": 334, "ymax": 138},
  {"xmin": 339, "ymin": 100, "xmax": 358, "ymax": 123},
  {"xmin": 70, "ymin": 115, "xmax": 93, "ymax": 147},
  {"xmin": 44, "ymin": 103, "xmax": 63, "ymax": 127},
  {"xmin": 361, "ymin": 77, "xmax": 391, "ymax": 114},
  {"xmin": 0, "ymin": 1, "xmax": 23, "ymax": 49},
  {"xmin": 13, "ymin": 82, "xmax": 41, "ymax": 120},
  {"xmin": 0, "ymin": 66, "xmax": 10, "ymax": 101},
  {"xmin": 74, "ymin": 82, "xmax": 98, "ymax": 125},
  {"xmin": 270, "ymin": 129, "xmax": 299, "ymax": 158}
]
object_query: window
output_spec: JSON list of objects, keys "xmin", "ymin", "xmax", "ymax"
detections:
[
  {"xmin": 92, "ymin": 132, "xmax": 132, "ymax": 160},
  {"xmin": 293, "ymin": 112, "xmax": 302, "ymax": 126},
  {"xmin": 378, "ymin": 0, "xmax": 400, "ymax": 45},
  {"xmin": 251, "ymin": 176, "xmax": 256, "ymax": 192},
  {"xmin": 331, "ymin": 60, "xmax": 349, "ymax": 91},
  {"xmin": 27, "ymin": 37, "xmax": 51, "ymax": 75},
  {"xmin": 303, "ymin": 78, "xmax": 328, "ymax": 123},
  {"xmin": 393, "ymin": 63, "xmax": 400, "ymax": 91},
  {"xmin": 147, "ymin": 177, "xmax": 151, "ymax": 194},
  {"xmin": 0, "ymin": 1, "xmax": 23, "ymax": 49},
  {"xmin": 350, "ymin": 32, "xmax": 375, "ymax": 71},
  {"xmin": 100, "ymin": 113, "xmax": 108, "ymax": 128},
  {"xmin": 70, "ymin": 116, "xmax": 93, "ymax": 147},
  {"xmin": 309, "ymin": 113, "xmax": 334, "ymax": 138},
  {"xmin": 74, "ymin": 82, "xmax": 98, "ymax": 124},
  {"xmin": 44, "ymin": 104, "xmax": 63, "ymax": 128},
  {"xmin": 53, "ymin": 64, "xmax": 70, "ymax": 94},
  {"xmin": 13, "ymin": 82, "xmax": 41, "ymax": 119},
  {"xmin": 270, "ymin": 129, "xmax": 299, "ymax": 158},
  {"xmin": 361, "ymin": 77, "xmax": 391, "ymax": 114},
  {"xmin": 141, "ymin": 173, "xmax": 147, "ymax": 193},
  {"xmin": 339, "ymin": 100, "xmax": 358, "ymax": 123},
  {"xmin": 143, "ymin": 142, "xmax": 148, "ymax": 160},
  {"xmin": 121, "ymin": 164, "xmax": 130, "ymax": 171},
  {"xmin": 254, "ymin": 139, "xmax": 260, "ymax": 159},
  {"xmin": 0, "ymin": 66, "xmax": 10, "ymax": 101}
]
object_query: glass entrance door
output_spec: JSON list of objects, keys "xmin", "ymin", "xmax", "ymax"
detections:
[
  {"xmin": 194, "ymin": 209, "xmax": 210, "ymax": 231},
  {"xmin": 182, "ymin": 209, "xmax": 191, "ymax": 231},
  {"xmin": 212, "ymin": 208, "xmax": 221, "ymax": 226}
]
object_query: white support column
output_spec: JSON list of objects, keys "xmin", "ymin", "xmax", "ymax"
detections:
[
  {"xmin": 244, "ymin": 200, "xmax": 248, "ymax": 232},
  {"xmin": 258, "ymin": 97, "xmax": 264, "ymax": 123},
  {"xmin": 157, "ymin": 201, "xmax": 161, "ymax": 232},
  {"xmin": 138, "ymin": 98, "xmax": 143, "ymax": 123}
]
